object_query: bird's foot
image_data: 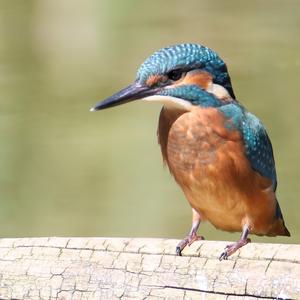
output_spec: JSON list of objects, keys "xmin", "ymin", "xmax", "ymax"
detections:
[
  {"xmin": 176, "ymin": 233, "xmax": 205, "ymax": 256},
  {"xmin": 219, "ymin": 238, "xmax": 251, "ymax": 261}
]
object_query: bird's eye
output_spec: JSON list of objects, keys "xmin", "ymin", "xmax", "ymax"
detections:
[{"xmin": 167, "ymin": 69, "xmax": 183, "ymax": 81}]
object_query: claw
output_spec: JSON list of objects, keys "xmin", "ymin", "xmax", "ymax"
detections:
[
  {"xmin": 219, "ymin": 251, "xmax": 229, "ymax": 261},
  {"xmin": 176, "ymin": 246, "xmax": 183, "ymax": 256}
]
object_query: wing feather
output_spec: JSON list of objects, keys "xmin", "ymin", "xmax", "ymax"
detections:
[{"xmin": 241, "ymin": 112, "xmax": 277, "ymax": 191}]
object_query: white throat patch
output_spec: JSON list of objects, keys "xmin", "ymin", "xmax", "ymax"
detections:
[{"xmin": 142, "ymin": 95, "xmax": 192, "ymax": 110}]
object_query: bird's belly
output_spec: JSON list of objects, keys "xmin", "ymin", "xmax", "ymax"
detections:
[
  {"xmin": 168, "ymin": 138, "xmax": 246, "ymax": 232},
  {"xmin": 159, "ymin": 107, "xmax": 275, "ymax": 233},
  {"xmin": 186, "ymin": 186, "xmax": 247, "ymax": 232}
]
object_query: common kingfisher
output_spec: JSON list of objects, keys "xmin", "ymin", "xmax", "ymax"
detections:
[{"xmin": 91, "ymin": 43, "xmax": 290, "ymax": 260}]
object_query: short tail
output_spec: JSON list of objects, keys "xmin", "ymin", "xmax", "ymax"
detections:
[
  {"xmin": 283, "ymin": 225, "xmax": 291, "ymax": 236},
  {"xmin": 268, "ymin": 219, "xmax": 290, "ymax": 236},
  {"xmin": 268, "ymin": 199, "xmax": 290, "ymax": 237}
]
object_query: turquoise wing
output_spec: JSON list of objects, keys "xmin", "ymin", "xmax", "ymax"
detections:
[{"xmin": 242, "ymin": 111, "xmax": 277, "ymax": 191}]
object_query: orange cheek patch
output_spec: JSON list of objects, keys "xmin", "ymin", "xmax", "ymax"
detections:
[
  {"xmin": 146, "ymin": 75, "xmax": 165, "ymax": 87},
  {"xmin": 170, "ymin": 71, "xmax": 213, "ymax": 90},
  {"xmin": 183, "ymin": 71, "xmax": 213, "ymax": 89}
]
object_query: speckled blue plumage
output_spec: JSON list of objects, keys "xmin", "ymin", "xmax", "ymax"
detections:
[
  {"xmin": 218, "ymin": 103, "xmax": 277, "ymax": 190},
  {"xmin": 221, "ymin": 103, "xmax": 283, "ymax": 219},
  {"xmin": 137, "ymin": 43, "xmax": 235, "ymax": 99},
  {"xmin": 241, "ymin": 112, "xmax": 277, "ymax": 190}
]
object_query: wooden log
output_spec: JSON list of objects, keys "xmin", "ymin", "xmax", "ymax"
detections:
[{"xmin": 0, "ymin": 237, "xmax": 299, "ymax": 299}]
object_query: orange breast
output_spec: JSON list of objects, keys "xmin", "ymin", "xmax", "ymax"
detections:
[{"xmin": 158, "ymin": 106, "xmax": 280, "ymax": 235}]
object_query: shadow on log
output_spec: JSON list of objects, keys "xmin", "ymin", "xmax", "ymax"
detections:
[{"xmin": 0, "ymin": 237, "xmax": 299, "ymax": 299}]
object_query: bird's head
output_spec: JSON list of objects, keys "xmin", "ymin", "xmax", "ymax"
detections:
[{"xmin": 91, "ymin": 43, "xmax": 235, "ymax": 111}]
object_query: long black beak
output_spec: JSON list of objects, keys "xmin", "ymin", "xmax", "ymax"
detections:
[{"xmin": 90, "ymin": 82, "xmax": 158, "ymax": 111}]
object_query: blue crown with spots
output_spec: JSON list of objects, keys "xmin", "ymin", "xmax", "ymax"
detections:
[{"xmin": 136, "ymin": 43, "xmax": 235, "ymax": 99}]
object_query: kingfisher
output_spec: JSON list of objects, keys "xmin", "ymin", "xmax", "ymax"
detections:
[{"xmin": 91, "ymin": 43, "xmax": 290, "ymax": 260}]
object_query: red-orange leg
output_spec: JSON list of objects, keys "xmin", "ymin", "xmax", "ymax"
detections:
[
  {"xmin": 219, "ymin": 224, "xmax": 251, "ymax": 260},
  {"xmin": 176, "ymin": 208, "xmax": 204, "ymax": 256}
]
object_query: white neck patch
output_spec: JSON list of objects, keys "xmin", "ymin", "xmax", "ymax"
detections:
[{"xmin": 207, "ymin": 83, "xmax": 232, "ymax": 101}]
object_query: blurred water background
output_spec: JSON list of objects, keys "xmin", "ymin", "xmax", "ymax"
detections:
[{"xmin": 0, "ymin": 0, "xmax": 299, "ymax": 244}]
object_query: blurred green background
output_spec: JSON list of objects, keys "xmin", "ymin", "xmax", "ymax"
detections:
[{"xmin": 0, "ymin": 0, "xmax": 299, "ymax": 244}]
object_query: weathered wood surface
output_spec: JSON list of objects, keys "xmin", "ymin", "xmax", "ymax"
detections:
[{"xmin": 0, "ymin": 238, "xmax": 299, "ymax": 299}]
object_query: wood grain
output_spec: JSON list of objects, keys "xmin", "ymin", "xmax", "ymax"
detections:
[{"xmin": 0, "ymin": 237, "xmax": 299, "ymax": 299}]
